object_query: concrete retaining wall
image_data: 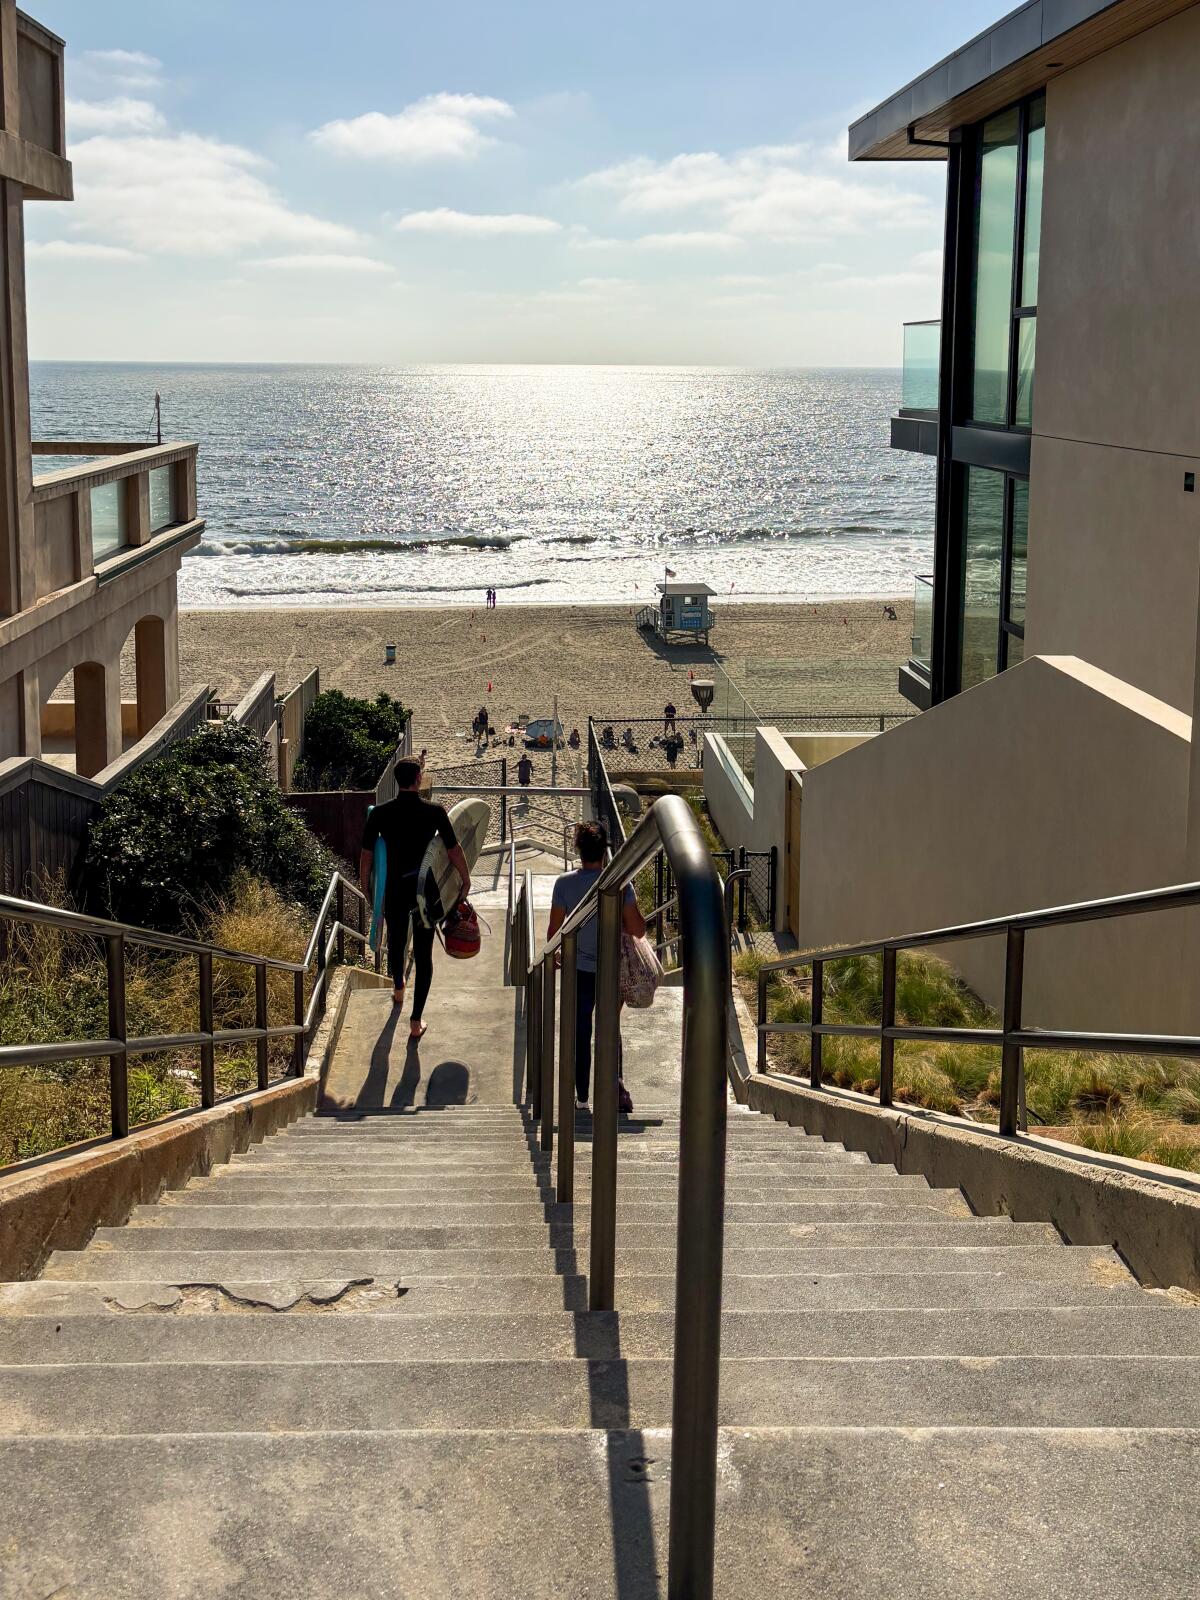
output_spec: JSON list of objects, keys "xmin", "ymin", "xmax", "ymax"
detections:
[{"xmin": 747, "ymin": 1072, "xmax": 1200, "ymax": 1294}]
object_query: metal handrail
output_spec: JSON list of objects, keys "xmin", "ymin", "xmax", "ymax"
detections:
[
  {"xmin": 0, "ymin": 871, "xmax": 370, "ymax": 1148},
  {"xmin": 519, "ymin": 793, "xmax": 729, "ymax": 1599},
  {"xmin": 755, "ymin": 874, "xmax": 1200, "ymax": 1136}
]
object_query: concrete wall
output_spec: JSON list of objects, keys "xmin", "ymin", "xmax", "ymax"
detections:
[
  {"xmin": 786, "ymin": 732, "xmax": 876, "ymax": 767},
  {"xmin": 702, "ymin": 732, "xmax": 754, "ymax": 855},
  {"xmin": 1030, "ymin": 6, "xmax": 1200, "ymax": 713},
  {"xmin": 795, "ymin": 654, "xmax": 1200, "ymax": 1032}
]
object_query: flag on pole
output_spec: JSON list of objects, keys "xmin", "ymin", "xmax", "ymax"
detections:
[{"xmin": 665, "ymin": 566, "xmax": 677, "ymax": 578}]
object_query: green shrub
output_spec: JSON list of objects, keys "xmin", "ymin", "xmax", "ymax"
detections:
[
  {"xmin": 293, "ymin": 690, "xmax": 410, "ymax": 791},
  {"xmin": 82, "ymin": 722, "xmax": 332, "ymax": 931}
]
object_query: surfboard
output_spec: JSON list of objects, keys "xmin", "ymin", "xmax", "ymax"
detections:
[
  {"xmin": 417, "ymin": 796, "xmax": 491, "ymax": 929},
  {"xmin": 367, "ymin": 809, "xmax": 387, "ymax": 956}
]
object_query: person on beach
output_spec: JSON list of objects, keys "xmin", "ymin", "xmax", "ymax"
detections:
[
  {"xmin": 663, "ymin": 701, "xmax": 677, "ymax": 735},
  {"xmin": 516, "ymin": 753, "xmax": 534, "ymax": 787},
  {"xmin": 359, "ymin": 755, "xmax": 472, "ymax": 1040},
  {"xmin": 548, "ymin": 822, "xmax": 645, "ymax": 1113}
]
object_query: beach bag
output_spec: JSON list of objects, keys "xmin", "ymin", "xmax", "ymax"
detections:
[
  {"xmin": 441, "ymin": 900, "xmax": 481, "ymax": 960},
  {"xmin": 620, "ymin": 933, "xmax": 662, "ymax": 1009}
]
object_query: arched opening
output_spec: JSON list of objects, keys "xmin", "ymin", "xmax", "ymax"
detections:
[{"xmin": 41, "ymin": 660, "xmax": 119, "ymax": 779}]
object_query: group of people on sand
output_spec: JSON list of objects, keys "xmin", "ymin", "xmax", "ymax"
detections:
[
  {"xmin": 483, "ymin": 588, "xmax": 498, "ymax": 609},
  {"xmin": 361, "ymin": 754, "xmax": 642, "ymax": 1112}
]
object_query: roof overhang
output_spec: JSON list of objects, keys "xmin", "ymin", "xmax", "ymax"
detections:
[{"xmin": 849, "ymin": 0, "xmax": 1198, "ymax": 160}]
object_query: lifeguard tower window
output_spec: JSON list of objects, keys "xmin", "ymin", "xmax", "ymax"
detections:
[{"xmin": 636, "ymin": 581, "xmax": 717, "ymax": 646}]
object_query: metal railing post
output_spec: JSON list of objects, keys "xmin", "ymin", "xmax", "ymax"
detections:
[
  {"xmin": 756, "ymin": 968, "xmax": 767, "ymax": 1072},
  {"xmin": 500, "ymin": 757, "xmax": 508, "ymax": 845},
  {"xmin": 528, "ymin": 964, "xmax": 543, "ymax": 1116},
  {"xmin": 589, "ymin": 882, "xmax": 623, "ymax": 1311},
  {"xmin": 106, "ymin": 934, "xmax": 128, "ymax": 1139},
  {"xmin": 557, "ymin": 930, "xmax": 578, "ymax": 1202},
  {"xmin": 316, "ymin": 921, "xmax": 328, "ymax": 1022},
  {"xmin": 540, "ymin": 955, "xmax": 556, "ymax": 1153},
  {"xmin": 810, "ymin": 957, "xmax": 824, "ymax": 1088},
  {"xmin": 198, "ymin": 950, "xmax": 215, "ymax": 1107},
  {"xmin": 255, "ymin": 960, "xmax": 269, "ymax": 1090},
  {"xmin": 666, "ymin": 808, "xmax": 729, "ymax": 1600},
  {"xmin": 999, "ymin": 925, "xmax": 1025, "ymax": 1136},
  {"xmin": 335, "ymin": 880, "xmax": 345, "ymax": 965},
  {"xmin": 879, "ymin": 945, "xmax": 896, "ymax": 1106},
  {"xmin": 293, "ymin": 969, "xmax": 306, "ymax": 1075}
]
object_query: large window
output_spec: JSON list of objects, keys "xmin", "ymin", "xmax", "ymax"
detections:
[
  {"xmin": 969, "ymin": 92, "xmax": 1045, "ymax": 431},
  {"xmin": 959, "ymin": 467, "xmax": 1028, "ymax": 689}
]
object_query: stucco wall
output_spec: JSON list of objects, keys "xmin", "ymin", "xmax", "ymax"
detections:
[
  {"xmin": 702, "ymin": 733, "xmax": 754, "ymax": 855},
  {"xmin": 795, "ymin": 655, "xmax": 1200, "ymax": 1032},
  {"xmin": 1030, "ymin": 6, "xmax": 1200, "ymax": 711}
]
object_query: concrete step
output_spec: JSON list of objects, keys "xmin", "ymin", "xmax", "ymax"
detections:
[
  {"xmin": 178, "ymin": 1171, "xmax": 938, "ymax": 1200},
  {"xmin": 89, "ymin": 1218, "xmax": 1053, "ymax": 1253},
  {"xmin": 3, "ymin": 1307, "xmax": 1196, "ymax": 1366},
  {"xmin": 1, "ymin": 1427, "xmax": 1190, "ymax": 1598},
  {"xmin": 232, "ymin": 1148, "xmax": 872, "ymax": 1169},
  {"xmin": 1, "ymin": 1355, "xmax": 1196, "ymax": 1435},
  {"xmin": 132, "ymin": 1195, "xmax": 971, "ymax": 1228},
  {"xmin": 43, "ymin": 1243, "xmax": 1120, "ymax": 1283}
]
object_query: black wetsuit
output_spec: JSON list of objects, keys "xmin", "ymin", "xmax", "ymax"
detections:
[{"xmin": 362, "ymin": 793, "xmax": 458, "ymax": 1017}]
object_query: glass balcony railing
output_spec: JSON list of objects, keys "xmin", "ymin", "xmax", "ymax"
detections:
[
  {"xmin": 912, "ymin": 574, "xmax": 934, "ymax": 675},
  {"xmin": 901, "ymin": 320, "xmax": 940, "ymax": 414}
]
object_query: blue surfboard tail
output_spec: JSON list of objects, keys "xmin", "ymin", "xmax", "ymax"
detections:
[{"xmin": 367, "ymin": 806, "xmax": 387, "ymax": 955}]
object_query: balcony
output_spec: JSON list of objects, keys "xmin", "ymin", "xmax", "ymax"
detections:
[
  {"xmin": 30, "ymin": 441, "xmax": 202, "ymax": 603},
  {"xmin": 898, "ymin": 573, "xmax": 935, "ymax": 710},
  {"xmin": 892, "ymin": 319, "xmax": 939, "ymax": 456}
]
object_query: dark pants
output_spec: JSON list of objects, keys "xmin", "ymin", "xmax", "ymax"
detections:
[
  {"xmin": 575, "ymin": 969, "xmax": 622, "ymax": 1104},
  {"xmin": 386, "ymin": 898, "xmax": 435, "ymax": 1021}
]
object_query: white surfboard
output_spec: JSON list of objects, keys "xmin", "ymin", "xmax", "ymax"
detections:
[{"xmin": 417, "ymin": 797, "xmax": 491, "ymax": 928}]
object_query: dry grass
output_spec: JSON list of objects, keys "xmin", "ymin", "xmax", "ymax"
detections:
[
  {"xmin": 736, "ymin": 946, "xmax": 1200, "ymax": 1173},
  {"xmin": 0, "ymin": 876, "xmax": 314, "ymax": 1168}
]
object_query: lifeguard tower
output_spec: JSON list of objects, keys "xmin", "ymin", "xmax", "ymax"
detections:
[{"xmin": 636, "ymin": 580, "xmax": 716, "ymax": 646}]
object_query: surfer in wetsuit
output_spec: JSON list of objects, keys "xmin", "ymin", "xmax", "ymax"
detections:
[{"xmin": 359, "ymin": 756, "xmax": 472, "ymax": 1040}]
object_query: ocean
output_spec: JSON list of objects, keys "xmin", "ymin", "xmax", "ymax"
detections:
[{"xmin": 29, "ymin": 362, "xmax": 934, "ymax": 610}]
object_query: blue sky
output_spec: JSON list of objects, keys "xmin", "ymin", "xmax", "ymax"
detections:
[{"xmin": 27, "ymin": 0, "xmax": 1001, "ymax": 364}]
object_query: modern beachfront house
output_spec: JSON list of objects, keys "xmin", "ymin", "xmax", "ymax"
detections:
[
  {"xmin": 0, "ymin": 6, "xmax": 203, "ymax": 860},
  {"xmin": 723, "ymin": 0, "xmax": 1200, "ymax": 1033}
]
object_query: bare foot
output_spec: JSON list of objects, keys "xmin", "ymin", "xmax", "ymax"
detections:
[
  {"xmin": 409, "ymin": 1021, "xmax": 428, "ymax": 1041},
  {"xmin": 392, "ymin": 987, "xmax": 405, "ymax": 1006}
]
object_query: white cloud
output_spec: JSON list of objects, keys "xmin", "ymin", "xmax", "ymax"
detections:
[
  {"xmin": 27, "ymin": 240, "xmax": 143, "ymax": 262},
  {"xmin": 246, "ymin": 253, "xmax": 392, "ymax": 274},
  {"xmin": 68, "ymin": 132, "xmax": 358, "ymax": 256},
  {"xmin": 67, "ymin": 97, "xmax": 165, "ymax": 135},
  {"xmin": 395, "ymin": 208, "xmax": 561, "ymax": 236},
  {"xmin": 76, "ymin": 49, "xmax": 163, "ymax": 93},
  {"xmin": 580, "ymin": 144, "xmax": 935, "ymax": 242},
  {"xmin": 631, "ymin": 230, "xmax": 743, "ymax": 252},
  {"xmin": 311, "ymin": 93, "xmax": 513, "ymax": 162}
]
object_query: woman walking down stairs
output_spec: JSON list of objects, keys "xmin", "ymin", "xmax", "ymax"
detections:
[{"xmin": 0, "ymin": 924, "xmax": 1197, "ymax": 1598}]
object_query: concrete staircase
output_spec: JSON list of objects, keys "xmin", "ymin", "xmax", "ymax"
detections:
[{"xmin": 1, "ymin": 1099, "xmax": 1198, "ymax": 1596}]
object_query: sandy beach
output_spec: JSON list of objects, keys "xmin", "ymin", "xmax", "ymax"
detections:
[{"xmin": 179, "ymin": 597, "xmax": 912, "ymax": 778}]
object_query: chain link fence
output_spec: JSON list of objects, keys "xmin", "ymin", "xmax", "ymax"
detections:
[{"xmin": 424, "ymin": 757, "xmax": 509, "ymax": 844}]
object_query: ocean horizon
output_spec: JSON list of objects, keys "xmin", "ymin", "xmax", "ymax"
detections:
[{"xmin": 30, "ymin": 361, "xmax": 934, "ymax": 610}]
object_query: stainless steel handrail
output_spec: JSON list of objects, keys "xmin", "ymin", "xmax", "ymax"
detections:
[
  {"xmin": 519, "ymin": 793, "xmax": 729, "ymax": 1599},
  {"xmin": 0, "ymin": 871, "xmax": 371, "ymax": 1146},
  {"xmin": 756, "ymin": 874, "xmax": 1200, "ymax": 1136}
]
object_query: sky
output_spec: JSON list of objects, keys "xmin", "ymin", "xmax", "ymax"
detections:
[{"xmin": 26, "ymin": 0, "xmax": 1002, "ymax": 365}]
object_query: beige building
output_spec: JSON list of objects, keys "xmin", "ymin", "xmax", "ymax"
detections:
[
  {"xmin": 0, "ymin": 5, "xmax": 202, "ymax": 781},
  {"xmin": 735, "ymin": 0, "xmax": 1200, "ymax": 1031}
]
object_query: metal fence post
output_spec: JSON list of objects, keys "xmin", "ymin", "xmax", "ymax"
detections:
[
  {"xmin": 293, "ymin": 969, "xmax": 306, "ymax": 1075},
  {"xmin": 737, "ymin": 846, "xmax": 748, "ymax": 931},
  {"xmin": 335, "ymin": 880, "xmax": 345, "ymax": 965},
  {"xmin": 769, "ymin": 844, "xmax": 778, "ymax": 927},
  {"xmin": 999, "ymin": 926, "xmax": 1025, "ymax": 1136},
  {"xmin": 255, "ymin": 961, "xmax": 269, "ymax": 1090},
  {"xmin": 879, "ymin": 946, "xmax": 896, "ymax": 1107},
  {"xmin": 198, "ymin": 951, "xmax": 215, "ymax": 1107},
  {"xmin": 106, "ymin": 934, "xmax": 128, "ymax": 1138},
  {"xmin": 589, "ymin": 883, "xmax": 623, "ymax": 1311},
  {"xmin": 756, "ymin": 969, "xmax": 767, "ymax": 1073},
  {"xmin": 540, "ymin": 956, "xmax": 556, "ymax": 1153},
  {"xmin": 500, "ymin": 757, "xmax": 508, "ymax": 845},
  {"xmin": 557, "ymin": 931, "xmax": 578, "ymax": 1202},
  {"xmin": 810, "ymin": 958, "xmax": 824, "ymax": 1089}
]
